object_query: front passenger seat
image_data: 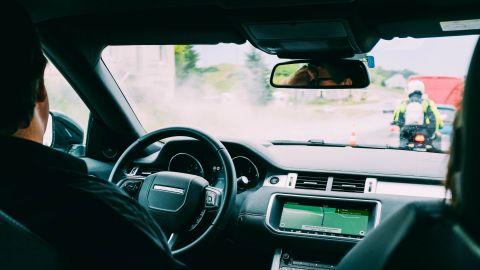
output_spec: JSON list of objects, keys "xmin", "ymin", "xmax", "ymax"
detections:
[
  {"xmin": 336, "ymin": 40, "xmax": 480, "ymax": 270},
  {"xmin": 0, "ymin": 210, "xmax": 61, "ymax": 270},
  {"xmin": 336, "ymin": 200, "xmax": 479, "ymax": 269}
]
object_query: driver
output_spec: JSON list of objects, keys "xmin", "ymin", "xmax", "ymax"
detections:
[{"xmin": 0, "ymin": 3, "xmax": 185, "ymax": 270}]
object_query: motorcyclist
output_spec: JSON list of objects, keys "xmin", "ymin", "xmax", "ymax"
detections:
[{"xmin": 392, "ymin": 80, "xmax": 443, "ymax": 146}]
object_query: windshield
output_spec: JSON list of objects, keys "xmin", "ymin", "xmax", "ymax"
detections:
[{"xmin": 102, "ymin": 36, "xmax": 478, "ymax": 152}]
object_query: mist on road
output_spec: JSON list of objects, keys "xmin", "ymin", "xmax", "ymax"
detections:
[{"xmin": 139, "ymin": 87, "xmax": 407, "ymax": 148}]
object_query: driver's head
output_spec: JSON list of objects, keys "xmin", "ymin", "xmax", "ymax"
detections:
[
  {"xmin": 313, "ymin": 63, "xmax": 353, "ymax": 86},
  {"xmin": 1, "ymin": 3, "xmax": 48, "ymax": 139}
]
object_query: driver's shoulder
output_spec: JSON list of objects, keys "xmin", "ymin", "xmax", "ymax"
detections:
[
  {"xmin": 10, "ymin": 180, "xmax": 175, "ymax": 269},
  {"xmin": 68, "ymin": 175, "xmax": 168, "ymax": 237}
]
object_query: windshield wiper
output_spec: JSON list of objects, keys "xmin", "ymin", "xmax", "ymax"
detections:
[{"xmin": 270, "ymin": 139, "xmax": 403, "ymax": 150}]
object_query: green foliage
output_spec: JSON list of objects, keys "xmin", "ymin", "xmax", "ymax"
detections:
[
  {"xmin": 273, "ymin": 63, "xmax": 304, "ymax": 84},
  {"xmin": 275, "ymin": 63, "xmax": 302, "ymax": 77},
  {"xmin": 202, "ymin": 64, "xmax": 244, "ymax": 93},
  {"xmin": 200, "ymin": 66, "xmax": 219, "ymax": 73},
  {"xmin": 400, "ymin": 69, "xmax": 417, "ymax": 79},
  {"xmin": 245, "ymin": 48, "xmax": 273, "ymax": 105},
  {"xmin": 174, "ymin": 45, "xmax": 200, "ymax": 82},
  {"xmin": 174, "ymin": 45, "xmax": 220, "ymax": 86},
  {"xmin": 307, "ymin": 98, "xmax": 330, "ymax": 106}
]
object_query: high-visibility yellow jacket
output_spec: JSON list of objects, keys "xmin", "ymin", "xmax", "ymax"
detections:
[{"xmin": 393, "ymin": 98, "xmax": 444, "ymax": 132}]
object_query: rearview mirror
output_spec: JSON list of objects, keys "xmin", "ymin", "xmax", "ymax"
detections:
[{"xmin": 270, "ymin": 60, "xmax": 370, "ymax": 89}]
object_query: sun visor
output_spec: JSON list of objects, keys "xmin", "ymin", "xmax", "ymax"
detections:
[{"xmin": 243, "ymin": 20, "xmax": 365, "ymax": 59}]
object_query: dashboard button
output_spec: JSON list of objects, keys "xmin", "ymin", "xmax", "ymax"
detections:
[{"xmin": 270, "ymin": 177, "xmax": 280, "ymax": 184}]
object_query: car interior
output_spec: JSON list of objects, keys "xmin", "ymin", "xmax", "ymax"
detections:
[{"xmin": 2, "ymin": 0, "xmax": 480, "ymax": 269}]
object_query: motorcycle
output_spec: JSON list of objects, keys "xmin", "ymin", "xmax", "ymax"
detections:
[
  {"xmin": 398, "ymin": 124, "xmax": 437, "ymax": 151},
  {"xmin": 394, "ymin": 95, "xmax": 442, "ymax": 152}
]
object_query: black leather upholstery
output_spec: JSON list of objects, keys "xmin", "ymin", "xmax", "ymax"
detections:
[
  {"xmin": 336, "ymin": 201, "xmax": 480, "ymax": 269},
  {"xmin": 0, "ymin": 136, "xmax": 185, "ymax": 270},
  {"xmin": 0, "ymin": 209, "xmax": 61, "ymax": 270},
  {"xmin": 460, "ymin": 35, "xmax": 480, "ymax": 245}
]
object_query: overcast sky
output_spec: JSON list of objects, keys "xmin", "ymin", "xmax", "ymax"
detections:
[{"xmin": 196, "ymin": 35, "xmax": 479, "ymax": 77}]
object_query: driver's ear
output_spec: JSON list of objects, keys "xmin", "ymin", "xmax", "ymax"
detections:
[
  {"xmin": 36, "ymin": 58, "xmax": 48, "ymax": 103},
  {"xmin": 36, "ymin": 78, "xmax": 47, "ymax": 102},
  {"xmin": 446, "ymin": 109, "xmax": 463, "ymax": 206}
]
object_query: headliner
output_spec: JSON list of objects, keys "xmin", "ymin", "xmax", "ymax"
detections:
[{"xmin": 19, "ymin": 0, "xmax": 480, "ymax": 57}]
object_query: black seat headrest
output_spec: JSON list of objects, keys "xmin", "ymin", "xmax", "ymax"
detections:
[{"xmin": 0, "ymin": 210, "xmax": 61, "ymax": 270}]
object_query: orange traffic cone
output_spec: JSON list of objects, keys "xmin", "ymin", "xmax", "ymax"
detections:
[{"xmin": 349, "ymin": 123, "xmax": 357, "ymax": 145}]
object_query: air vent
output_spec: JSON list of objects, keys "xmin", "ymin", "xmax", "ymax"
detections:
[
  {"xmin": 331, "ymin": 175, "xmax": 366, "ymax": 193},
  {"xmin": 295, "ymin": 173, "xmax": 328, "ymax": 191}
]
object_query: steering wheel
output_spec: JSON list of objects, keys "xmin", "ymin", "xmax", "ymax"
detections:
[{"xmin": 108, "ymin": 127, "xmax": 237, "ymax": 255}]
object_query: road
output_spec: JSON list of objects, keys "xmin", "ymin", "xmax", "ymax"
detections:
[{"xmin": 151, "ymin": 87, "xmax": 453, "ymax": 150}]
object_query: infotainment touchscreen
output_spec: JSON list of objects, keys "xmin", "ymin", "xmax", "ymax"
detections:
[{"xmin": 279, "ymin": 202, "xmax": 369, "ymax": 237}]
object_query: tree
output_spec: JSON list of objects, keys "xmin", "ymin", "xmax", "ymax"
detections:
[
  {"xmin": 174, "ymin": 45, "xmax": 200, "ymax": 83},
  {"xmin": 399, "ymin": 69, "xmax": 417, "ymax": 80},
  {"xmin": 245, "ymin": 48, "xmax": 272, "ymax": 105},
  {"xmin": 174, "ymin": 45, "xmax": 219, "ymax": 86}
]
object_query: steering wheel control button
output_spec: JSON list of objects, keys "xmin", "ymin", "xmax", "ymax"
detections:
[
  {"xmin": 121, "ymin": 180, "xmax": 142, "ymax": 197},
  {"xmin": 270, "ymin": 177, "xmax": 280, "ymax": 185},
  {"xmin": 205, "ymin": 187, "xmax": 222, "ymax": 209},
  {"xmin": 205, "ymin": 191, "xmax": 216, "ymax": 206},
  {"xmin": 206, "ymin": 194, "xmax": 214, "ymax": 204}
]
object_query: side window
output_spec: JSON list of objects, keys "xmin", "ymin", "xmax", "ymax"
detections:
[{"xmin": 43, "ymin": 61, "xmax": 90, "ymax": 156}]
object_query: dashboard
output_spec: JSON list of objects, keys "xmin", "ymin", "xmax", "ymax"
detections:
[
  {"xmin": 130, "ymin": 138, "xmax": 447, "ymax": 196},
  {"xmin": 124, "ymin": 138, "xmax": 447, "ymax": 269}
]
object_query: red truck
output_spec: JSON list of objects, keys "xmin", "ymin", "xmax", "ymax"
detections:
[{"xmin": 408, "ymin": 75, "xmax": 464, "ymax": 109}]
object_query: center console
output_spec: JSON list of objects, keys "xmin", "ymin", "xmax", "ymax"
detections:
[
  {"xmin": 267, "ymin": 194, "xmax": 382, "ymax": 269},
  {"xmin": 272, "ymin": 249, "xmax": 336, "ymax": 270}
]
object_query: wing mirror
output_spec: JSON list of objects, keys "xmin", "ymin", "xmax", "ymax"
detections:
[{"xmin": 43, "ymin": 111, "xmax": 85, "ymax": 156}]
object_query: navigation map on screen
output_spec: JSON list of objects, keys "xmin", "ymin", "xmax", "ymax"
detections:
[{"xmin": 279, "ymin": 202, "xmax": 369, "ymax": 236}]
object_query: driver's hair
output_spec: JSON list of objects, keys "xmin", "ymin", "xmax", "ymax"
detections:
[
  {"xmin": 445, "ymin": 108, "xmax": 463, "ymax": 206},
  {"xmin": 0, "ymin": 2, "xmax": 48, "ymax": 135}
]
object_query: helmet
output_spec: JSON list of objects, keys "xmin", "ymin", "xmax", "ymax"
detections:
[{"xmin": 406, "ymin": 80, "xmax": 425, "ymax": 96}]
